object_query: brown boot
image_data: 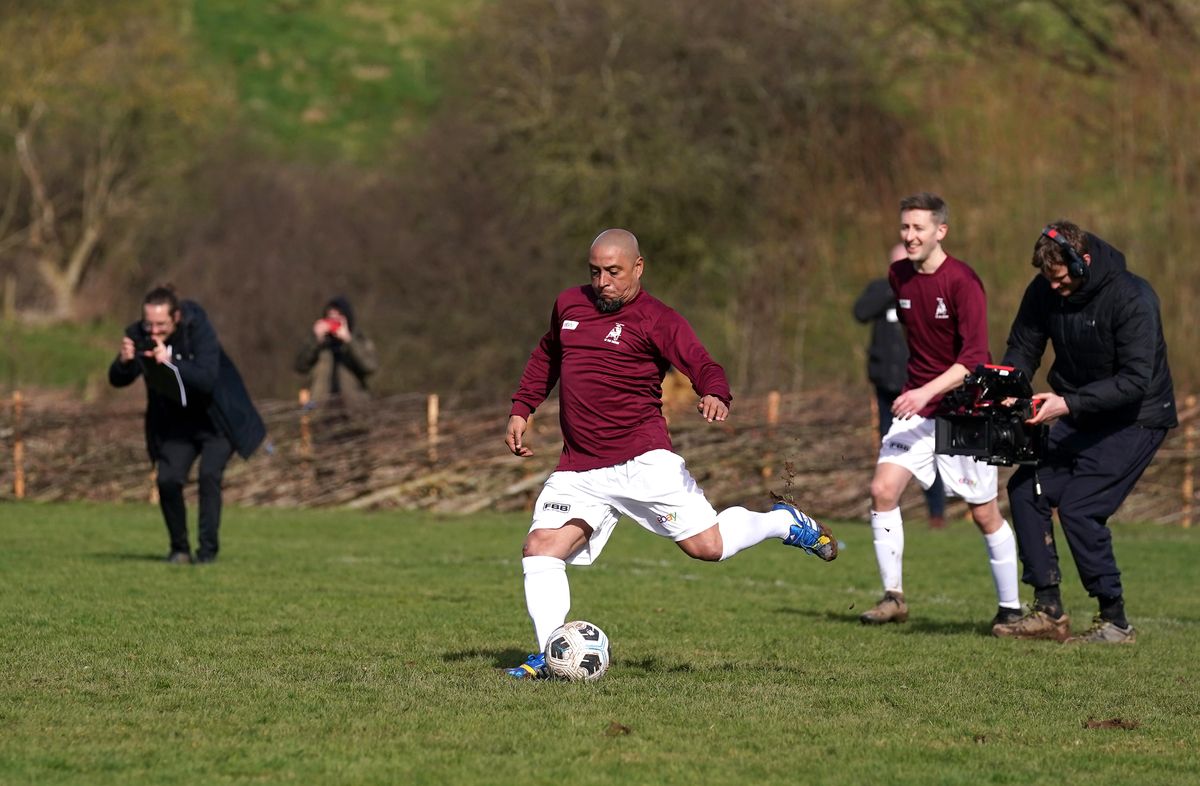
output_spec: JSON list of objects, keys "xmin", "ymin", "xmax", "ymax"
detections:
[
  {"xmin": 991, "ymin": 609, "xmax": 1071, "ymax": 642},
  {"xmin": 860, "ymin": 591, "xmax": 908, "ymax": 625},
  {"xmin": 1068, "ymin": 616, "xmax": 1137, "ymax": 645}
]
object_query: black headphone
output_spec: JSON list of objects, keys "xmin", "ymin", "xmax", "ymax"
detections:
[{"xmin": 1041, "ymin": 226, "xmax": 1089, "ymax": 280}]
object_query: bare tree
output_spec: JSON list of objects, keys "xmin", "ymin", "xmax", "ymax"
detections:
[
  {"xmin": 1, "ymin": 105, "xmax": 137, "ymax": 320},
  {"xmin": 0, "ymin": 1, "xmax": 230, "ymax": 322}
]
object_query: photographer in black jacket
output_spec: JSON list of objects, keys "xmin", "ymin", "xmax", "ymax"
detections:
[
  {"xmin": 992, "ymin": 222, "xmax": 1176, "ymax": 644},
  {"xmin": 109, "ymin": 286, "xmax": 265, "ymax": 564}
]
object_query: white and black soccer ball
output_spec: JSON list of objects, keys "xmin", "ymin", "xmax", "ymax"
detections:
[{"xmin": 543, "ymin": 620, "xmax": 611, "ymax": 682}]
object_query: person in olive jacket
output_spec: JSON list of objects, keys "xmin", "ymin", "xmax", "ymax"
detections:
[
  {"xmin": 992, "ymin": 221, "xmax": 1176, "ymax": 645},
  {"xmin": 109, "ymin": 286, "xmax": 265, "ymax": 565},
  {"xmin": 294, "ymin": 295, "xmax": 378, "ymax": 408}
]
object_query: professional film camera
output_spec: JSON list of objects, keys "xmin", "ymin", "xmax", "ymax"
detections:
[{"xmin": 934, "ymin": 364, "xmax": 1048, "ymax": 467}]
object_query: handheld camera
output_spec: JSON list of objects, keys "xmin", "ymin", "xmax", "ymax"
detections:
[
  {"xmin": 134, "ymin": 333, "xmax": 160, "ymax": 354},
  {"xmin": 934, "ymin": 364, "xmax": 1048, "ymax": 467}
]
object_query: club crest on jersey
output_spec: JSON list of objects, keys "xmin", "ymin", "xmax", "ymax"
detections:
[
  {"xmin": 935, "ymin": 297, "xmax": 949, "ymax": 319},
  {"xmin": 604, "ymin": 323, "xmax": 624, "ymax": 345}
]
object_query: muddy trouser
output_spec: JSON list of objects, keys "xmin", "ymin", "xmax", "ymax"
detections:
[{"xmin": 1006, "ymin": 420, "xmax": 1167, "ymax": 599}]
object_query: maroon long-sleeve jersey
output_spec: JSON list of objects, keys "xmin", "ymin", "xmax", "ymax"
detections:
[
  {"xmin": 510, "ymin": 286, "xmax": 732, "ymax": 472},
  {"xmin": 889, "ymin": 254, "xmax": 991, "ymax": 417}
]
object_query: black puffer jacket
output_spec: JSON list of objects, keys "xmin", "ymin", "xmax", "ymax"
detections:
[{"xmin": 1001, "ymin": 233, "xmax": 1176, "ymax": 431}]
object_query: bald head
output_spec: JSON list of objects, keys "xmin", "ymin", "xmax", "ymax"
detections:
[
  {"xmin": 591, "ymin": 228, "xmax": 641, "ymax": 260},
  {"xmin": 889, "ymin": 243, "xmax": 908, "ymax": 264},
  {"xmin": 589, "ymin": 228, "xmax": 644, "ymax": 313}
]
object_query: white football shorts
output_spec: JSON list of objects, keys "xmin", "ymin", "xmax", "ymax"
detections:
[
  {"xmin": 529, "ymin": 449, "xmax": 718, "ymax": 566},
  {"xmin": 877, "ymin": 415, "xmax": 998, "ymax": 504}
]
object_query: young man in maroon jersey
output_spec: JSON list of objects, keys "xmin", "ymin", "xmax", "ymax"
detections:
[
  {"xmin": 859, "ymin": 193, "xmax": 1022, "ymax": 628},
  {"xmin": 503, "ymin": 228, "xmax": 837, "ymax": 679}
]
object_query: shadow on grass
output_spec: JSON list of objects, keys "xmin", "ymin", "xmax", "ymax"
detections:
[
  {"xmin": 621, "ymin": 656, "xmax": 699, "ymax": 674},
  {"xmin": 89, "ymin": 551, "xmax": 169, "ymax": 562},
  {"xmin": 444, "ymin": 648, "xmax": 533, "ymax": 668},
  {"xmin": 622, "ymin": 656, "xmax": 818, "ymax": 675},
  {"xmin": 903, "ymin": 618, "xmax": 992, "ymax": 637},
  {"xmin": 773, "ymin": 606, "xmax": 863, "ymax": 624},
  {"xmin": 774, "ymin": 605, "xmax": 993, "ymax": 636},
  {"xmin": 441, "ymin": 650, "xmax": 710, "ymax": 675}
]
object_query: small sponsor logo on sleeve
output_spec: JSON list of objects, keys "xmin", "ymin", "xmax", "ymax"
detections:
[
  {"xmin": 543, "ymin": 502, "xmax": 571, "ymax": 513},
  {"xmin": 562, "ymin": 320, "xmax": 579, "ymax": 330},
  {"xmin": 898, "ymin": 299, "xmax": 911, "ymax": 309}
]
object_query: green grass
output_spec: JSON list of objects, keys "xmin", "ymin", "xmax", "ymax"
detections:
[
  {"xmin": 190, "ymin": 0, "xmax": 485, "ymax": 160},
  {"xmin": 0, "ymin": 321, "xmax": 119, "ymax": 393},
  {"xmin": 2, "ymin": 502, "xmax": 1198, "ymax": 785}
]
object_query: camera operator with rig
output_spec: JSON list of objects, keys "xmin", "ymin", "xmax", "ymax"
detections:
[{"xmin": 991, "ymin": 221, "xmax": 1176, "ymax": 644}]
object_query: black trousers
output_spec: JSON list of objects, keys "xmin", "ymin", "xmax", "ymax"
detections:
[
  {"xmin": 1007, "ymin": 420, "xmax": 1166, "ymax": 600},
  {"xmin": 156, "ymin": 431, "xmax": 234, "ymax": 558}
]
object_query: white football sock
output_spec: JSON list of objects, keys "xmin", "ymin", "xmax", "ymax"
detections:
[
  {"xmin": 984, "ymin": 521, "xmax": 1021, "ymax": 609},
  {"xmin": 716, "ymin": 506, "xmax": 793, "ymax": 561},
  {"xmin": 522, "ymin": 556, "xmax": 570, "ymax": 652},
  {"xmin": 871, "ymin": 508, "xmax": 904, "ymax": 592}
]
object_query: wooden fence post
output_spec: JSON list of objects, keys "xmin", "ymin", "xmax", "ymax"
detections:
[
  {"xmin": 758, "ymin": 391, "xmax": 782, "ymax": 479},
  {"xmin": 427, "ymin": 393, "xmax": 439, "ymax": 463},
  {"xmin": 1184, "ymin": 394, "xmax": 1196, "ymax": 529},
  {"xmin": 766, "ymin": 390, "xmax": 781, "ymax": 429},
  {"xmin": 298, "ymin": 388, "xmax": 312, "ymax": 457},
  {"xmin": 12, "ymin": 390, "xmax": 24, "ymax": 499}
]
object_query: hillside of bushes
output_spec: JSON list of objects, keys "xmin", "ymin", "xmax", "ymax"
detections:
[{"xmin": 1, "ymin": 0, "xmax": 1197, "ymax": 400}]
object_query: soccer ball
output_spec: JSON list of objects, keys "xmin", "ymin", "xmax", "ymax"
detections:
[{"xmin": 543, "ymin": 620, "xmax": 611, "ymax": 682}]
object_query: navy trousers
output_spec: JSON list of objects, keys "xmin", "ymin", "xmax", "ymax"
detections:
[
  {"xmin": 156, "ymin": 430, "xmax": 234, "ymax": 559},
  {"xmin": 1007, "ymin": 420, "xmax": 1166, "ymax": 599}
]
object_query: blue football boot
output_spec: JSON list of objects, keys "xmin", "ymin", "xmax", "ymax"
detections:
[
  {"xmin": 774, "ymin": 502, "xmax": 838, "ymax": 561},
  {"xmin": 506, "ymin": 652, "xmax": 548, "ymax": 679}
]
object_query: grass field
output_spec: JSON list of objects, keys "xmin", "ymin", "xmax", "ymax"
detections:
[
  {"xmin": 2, "ymin": 502, "xmax": 1198, "ymax": 785},
  {"xmin": 0, "ymin": 321, "xmax": 120, "ymax": 394},
  {"xmin": 190, "ymin": 0, "xmax": 485, "ymax": 160}
]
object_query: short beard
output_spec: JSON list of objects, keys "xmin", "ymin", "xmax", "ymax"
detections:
[{"xmin": 596, "ymin": 297, "xmax": 624, "ymax": 314}]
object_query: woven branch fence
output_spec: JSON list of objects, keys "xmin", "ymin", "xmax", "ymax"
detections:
[{"xmin": 2, "ymin": 388, "xmax": 1197, "ymax": 525}]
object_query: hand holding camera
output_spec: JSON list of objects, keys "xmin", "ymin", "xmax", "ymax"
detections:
[
  {"xmin": 1027, "ymin": 392, "xmax": 1069, "ymax": 425},
  {"xmin": 123, "ymin": 331, "xmax": 170, "ymax": 365},
  {"xmin": 121, "ymin": 334, "xmax": 161, "ymax": 363},
  {"xmin": 313, "ymin": 316, "xmax": 350, "ymax": 343}
]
